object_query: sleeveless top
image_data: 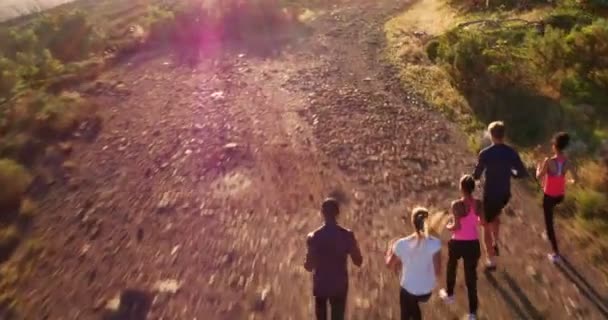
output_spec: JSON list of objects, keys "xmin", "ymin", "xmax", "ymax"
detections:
[
  {"xmin": 452, "ymin": 200, "xmax": 479, "ymax": 241},
  {"xmin": 544, "ymin": 156, "xmax": 567, "ymax": 197}
]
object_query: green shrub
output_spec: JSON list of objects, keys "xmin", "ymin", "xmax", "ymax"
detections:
[
  {"xmin": 0, "ymin": 57, "xmax": 20, "ymax": 101},
  {"xmin": 543, "ymin": 9, "xmax": 593, "ymax": 31},
  {"xmin": 144, "ymin": 5, "xmax": 176, "ymax": 44},
  {"xmin": 0, "ymin": 159, "xmax": 31, "ymax": 211},
  {"xmin": 568, "ymin": 187, "xmax": 608, "ymax": 220},
  {"xmin": 425, "ymin": 40, "xmax": 441, "ymax": 62},
  {"xmin": 34, "ymin": 91, "xmax": 96, "ymax": 136},
  {"xmin": 32, "ymin": 10, "xmax": 104, "ymax": 63}
]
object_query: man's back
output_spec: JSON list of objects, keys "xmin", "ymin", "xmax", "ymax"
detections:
[
  {"xmin": 473, "ymin": 143, "xmax": 527, "ymax": 197},
  {"xmin": 306, "ymin": 223, "xmax": 362, "ymax": 297}
]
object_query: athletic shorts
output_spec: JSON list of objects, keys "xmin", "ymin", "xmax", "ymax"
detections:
[{"xmin": 482, "ymin": 194, "xmax": 510, "ymax": 223}]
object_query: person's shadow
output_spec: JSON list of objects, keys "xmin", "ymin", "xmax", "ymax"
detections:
[
  {"xmin": 557, "ymin": 256, "xmax": 608, "ymax": 318},
  {"xmin": 484, "ymin": 270, "xmax": 544, "ymax": 320}
]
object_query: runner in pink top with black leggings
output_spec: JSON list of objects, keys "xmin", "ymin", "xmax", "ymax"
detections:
[
  {"xmin": 536, "ymin": 132, "xmax": 571, "ymax": 263},
  {"xmin": 439, "ymin": 175, "xmax": 482, "ymax": 320}
]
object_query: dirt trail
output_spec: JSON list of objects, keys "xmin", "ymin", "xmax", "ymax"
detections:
[{"xmin": 12, "ymin": 0, "xmax": 608, "ymax": 319}]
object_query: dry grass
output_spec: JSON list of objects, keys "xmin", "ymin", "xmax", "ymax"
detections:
[
  {"xmin": 384, "ymin": 0, "xmax": 482, "ymax": 144},
  {"xmin": 18, "ymin": 198, "xmax": 37, "ymax": 222},
  {"xmin": 0, "ymin": 226, "xmax": 20, "ymax": 260}
]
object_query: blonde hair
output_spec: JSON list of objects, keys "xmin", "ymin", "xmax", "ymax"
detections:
[{"xmin": 488, "ymin": 121, "xmax": 505, "ymax": 140}]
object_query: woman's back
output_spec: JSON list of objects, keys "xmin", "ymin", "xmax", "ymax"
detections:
[
  {"xmin": 544, "ymin": 155, "xmax": 567, "ymax": 197},
  {"xmin": 394, "ymin": 235, "xmax": 441, "ymax": 295},
  {"xmin": 452, "ymin": 200, "xmax": 480, "ymax": 241}
]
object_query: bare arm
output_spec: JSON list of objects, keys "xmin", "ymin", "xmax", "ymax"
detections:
[
  {"xmin": 536, "ymin": 158, "xmax": 549, "ymax": 180},
  {"xmin": 385, "ymin": 239, "xmax": 401, "ymax": 273},
  {"xmin": 446, "ymin": 201, "xmax": 462, "ymax": 231},
  {"xmin": 304, "ymin": 234, "xmax": 315, "ymax": 272},
  {"xmin": 565, "ymin": 160, "xmax": 578, "ymax": 183},
  {"xmin": 349, "ymin": 232, "xmax": 363, "ymax": 267}
]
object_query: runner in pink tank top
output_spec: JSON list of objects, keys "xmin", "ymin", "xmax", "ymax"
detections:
[
  {"xmin": 439, "ymin": 175, "xmax": 481, "ymax": 320},
  {"xmin": 452, "ymin": 203, "xmax": 480, "ymax": 241},
  {"xmin": 543, "ymin": 155, "xmax": 567, "ymax": 197},
  {"xmin": 536, "ymin": 132, "xmax": 571, "ymax": 263}
]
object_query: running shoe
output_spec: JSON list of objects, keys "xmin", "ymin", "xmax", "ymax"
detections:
[
  {"xmin": 484, "ymin": 259, "xmax": 497, "ymax": 271},
  {"xmin": 465, "ymin": 314, "xmax": 477, "ymax": 320},
  {"xmin": 439, "ymin": 289, "xmax": 455, "ymax": 304},
  {"xmin": 547, "ymin": 253, "xmax": 561, "ymax": 263}
]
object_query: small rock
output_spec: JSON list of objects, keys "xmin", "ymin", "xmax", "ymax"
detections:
[
  {"xmin": 211, "ymin": 91, "xmax": 225, "ymax": 101},
  {"xmin": 105, "ymin": 295, "xmax": 121, "ymax": 311},
  {"xmin": 157, "ymin": 192, "xmax": 175, "ymax": 212},
  {"xmin": 201, "ymin": 209, "xmax": 215, "ymax": 217},
  {"xmin": 90, "ymin": 225, "xmax": 102, "ymax": 240},
  {"xmin": 171, "ymin": 245, "xmax": 180, "ymax": 256},
  {"xmin": 80, "ymin": 244, "xmax": 91, "ymax": 257},
  {"xmin": 224, "ymin": 142, "xmax": 239, "ymax": 150},
  {"xmin": 363, "ymin": 77, "xmax": 372, "ymax": 82},
  {"xmin": 184, "ymin": 149, "xmax": 193, "ymax": 155},
  {"xmin": 154, "ymin": 279, "xmax": 181, "ymax": 294},
  {"xmin": 526, "ymin": 265, "xmax": 540, "ymax": 281},
  {"xmin": 353, "ymin": 191, "xmax": 364, "ymax": 203},
  {"xmin": 58, "ymin": 142, "xmax": 73, "ymax": 154},
  {"xmin": 253, "ymin": 286, "xmax": 270, "ymax": 311}
]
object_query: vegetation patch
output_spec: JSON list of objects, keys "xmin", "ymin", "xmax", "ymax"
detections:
[
  {"xmin": 386, "ymin": 0, "xmax": 608, "ymax": 278},
  {"xmin": 0, "ymin": 159, "xmax": 31, "ymax": 214}
]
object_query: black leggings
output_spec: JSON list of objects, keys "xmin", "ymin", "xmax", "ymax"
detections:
[
  {"xmin": 446, "ymin": 240, "xmax": 481, "ymax": 315},
  {"xmin": 400, "ymin": 288, "xmax": 431, "ymax": 320},
  {"xmin": 315, "ymin": 295, "xmax": 346, "ymax": 320},
  {"xmin": 543, "ymin": 194, "xmax": 564, "ymax": 254}
]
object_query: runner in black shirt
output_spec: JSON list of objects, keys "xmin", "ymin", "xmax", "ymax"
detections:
[
  {"xmin": 305, "ymin": 198, "xmax": 363, "ymax": 320},
  {"xmin": 473, "ymin": 121, "xmax": 528, "ymax": 270}
]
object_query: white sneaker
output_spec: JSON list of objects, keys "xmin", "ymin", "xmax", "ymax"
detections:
[
  {"xmin": 439, "ymin": 289, "xmax": 454, "ymax": 304},
  {"xmin": 547, "ymin": 253, "xmax": 561, "ymax": 263},
  {"xmin": 466, "ymin": 314, "xmax": 477, "ymax": 320},
  {"xmin": 484, "ymin": 259, "xmax": 497, "ymax": 271}
]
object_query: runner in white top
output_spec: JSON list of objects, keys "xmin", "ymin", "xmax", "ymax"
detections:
[{"xmin": 386, "ymin": 207, "xmax": 442, "ymax": 320}]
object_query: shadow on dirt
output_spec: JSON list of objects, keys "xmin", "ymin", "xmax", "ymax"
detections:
[
  {"xmin": 102, "ymin": 289, "xmax": 152, "ymax": 320},
  {"xmin": 484, "ymin": 271, "xmax": 544, "ymax": 320},
  {"xmin": 557, "ymin": 257, "xmax": 608, "ymax": 318}
]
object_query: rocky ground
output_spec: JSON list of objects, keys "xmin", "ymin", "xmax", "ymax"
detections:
[{"xmin": 9, "ymin": 0, "xmax": 608, "ymax": 319}]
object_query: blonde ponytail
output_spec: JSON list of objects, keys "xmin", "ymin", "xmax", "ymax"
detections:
[{"xmin": 411, "ymin": 207, "xmax": 430, "ymax": 247}]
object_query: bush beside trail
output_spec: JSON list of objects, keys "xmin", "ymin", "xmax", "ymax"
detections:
[{"xmin": 422, "ymin": 1, "xmax": 608, "ymax": 277}]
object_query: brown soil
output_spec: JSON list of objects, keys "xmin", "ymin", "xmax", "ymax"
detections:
[{"xmin": 8, "ymin": 0, "xmax": 608, "ymax": 319}]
